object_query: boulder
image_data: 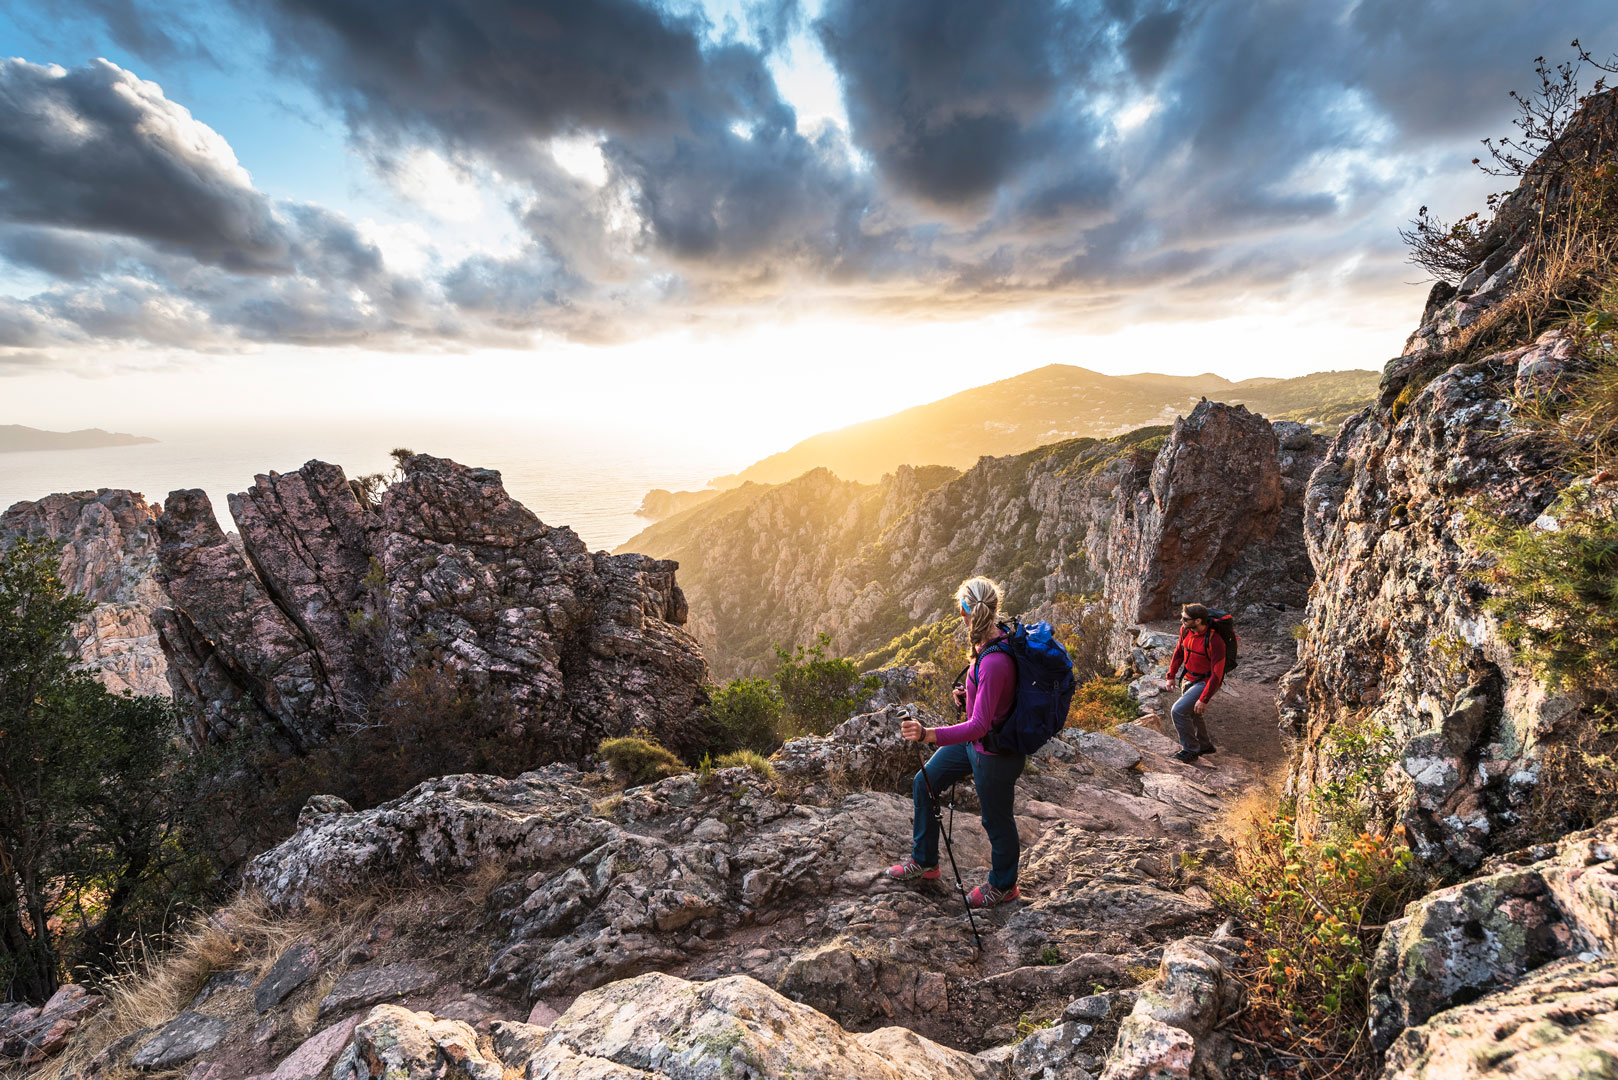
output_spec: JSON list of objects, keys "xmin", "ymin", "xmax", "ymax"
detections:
[
  {"xmin": 773, "ymin": 705, "xmax": 940, "ymax": 799},
  {"xmin": 1070, "ymin": 732, "xmax": 1142, "ymax": 772},
  {"xmin": 513, "ymin": 971, "xmax": 1001, "ymax": 1080},
  {"xmin": 1099, "ymin": 931, "xmax": 1240, "ymax": 1080},
  {"xmin": 1368, "ymin": 814, "xmax": 1618, "ymax": 1051},
  {"xmin": 332, "ymin": 1006, "xmax": 502, "ymax": 1080},
  {"xmin": 319, "ymin": 963, "xmax": 438, "ymax": 1018},
  {"xmin": 267, "ymin": 1016, "xmax": 359, "ymax": 1080},
  {"xmin": 0, "ymin": 984, "xmax": 105, "ymax": 1066},
  {"xmin": 130, "ymin": 1011, "xmax": 231, "ymax": 1070},
  {"xmin": 1381, "ymin": 957, "xmax": 1618, "ymax": 1080},
  {"xmin": 255, "ymin": 943, "xmax": 318, "ymax": 1012}
]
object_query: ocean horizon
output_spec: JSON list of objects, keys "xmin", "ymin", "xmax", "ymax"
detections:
[{"xmin": 0, "ymin": 420, "xmax": 740, "ymax": 553}]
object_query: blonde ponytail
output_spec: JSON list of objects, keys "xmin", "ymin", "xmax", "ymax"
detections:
[{"xmin": 955, "ymin": 576, "xmax": 1005, "ymax": 649}]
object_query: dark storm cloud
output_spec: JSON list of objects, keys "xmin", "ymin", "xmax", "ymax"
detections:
[
  {"xmin": 8, "ymin": 0, "xmax": 1618, "ymax": 365},
  {"xmin": 0, "ymin": 58, "xmax": 292, "ymax": 271},
  {"xmin": 0, "ymin": 59, "xmax": 498, "ymax": 358},
  {"xmin": 816, "ymin": 0, "xmax": 1103, "ymax": 210},
  {"xmin": 246, "ymin": 0, "xmax": 886, "ymax": 285}
]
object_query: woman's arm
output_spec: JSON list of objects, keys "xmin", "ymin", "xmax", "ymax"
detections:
[{"xmin": 932, "ymin": 652, "xmax": 1015, "ymax": 745}]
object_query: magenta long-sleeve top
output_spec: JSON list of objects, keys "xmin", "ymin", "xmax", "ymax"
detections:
[{"xmin": 933, "ymin": 638, "xmax": 1016, "ymax": 753}]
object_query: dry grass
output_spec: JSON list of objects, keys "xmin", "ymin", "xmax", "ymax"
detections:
[{"xmin": 27, "ymin": 867, "xmax": 514, "ymax": 1080}]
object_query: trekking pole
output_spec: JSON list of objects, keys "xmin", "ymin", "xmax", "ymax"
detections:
[{"xmin": 915, "ymin": 703, "xmax": 983, "ymax": 952}]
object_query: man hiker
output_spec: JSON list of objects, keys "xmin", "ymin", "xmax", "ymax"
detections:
[{"xmin": 1165, "ymin": 603, "xmax": 1225, "ymax": 763}]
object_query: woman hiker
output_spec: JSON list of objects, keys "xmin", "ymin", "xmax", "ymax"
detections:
[
  {"xmin": 1165, "ymin": 602, "xmax": 1226, "ymax": 763},
  {"xmin": 887, "ymin": 576, "xmax": 1025, "ymax": 909}
]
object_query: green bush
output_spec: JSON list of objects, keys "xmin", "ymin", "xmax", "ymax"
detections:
[
  {"xmin": 714, "ymin": 750, "xmax": 776, "ymax": 779},
  {"xmin": 598, "ymin": 736, "xmax": 689, "ymax": 786},
  {"xmin": 1213, "ymin": 803, "xmax": 1420, "ymax": 1068},
  {"xmin": 0, "ymin": 539, "xmax": 210, "ymax": 1000},
  {"xmin": 1065, "ymin": 677, "xmax": 1139, "ymax": 732},
  {"xmin": 773, "ymin": 633, "xmax": 880, "ymax": 738},
  {"xmin": 1480, "ymin": 487, "xmax": 1618, "ymax": 688},
  {"xmin": 705, "ymin": 676, "xmax": 785, "ymax": 755}
]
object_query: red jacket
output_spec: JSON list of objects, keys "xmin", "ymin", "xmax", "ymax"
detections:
[{"xmin": 1169, "ymin": 625, "xmax": 1226, "ymax": 702}]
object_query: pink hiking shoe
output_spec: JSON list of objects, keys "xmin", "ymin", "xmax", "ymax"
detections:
[
  {"xmin": 887, "ymin": 857, "xmax": 940, "ymax": 881},
  {"xmin": 967, "ymin": 883, "xmax": 1020, "ymax": 908}
]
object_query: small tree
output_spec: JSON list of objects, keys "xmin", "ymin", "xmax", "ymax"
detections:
[
  {"xmin": 0, "ymin": 540, "xmax": 197, "ymax": 1000},
  {"xmin": 705, "ymin": 677, "xmax": 784, "ymax": 756},
  {"xmin": 772, "ymin": 633, "xmax": 879, "ymax": 738}
]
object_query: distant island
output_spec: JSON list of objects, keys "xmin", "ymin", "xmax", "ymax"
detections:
[{"xmin": 0, "ymin": 425, "xmax": 159, "ymax": 453}]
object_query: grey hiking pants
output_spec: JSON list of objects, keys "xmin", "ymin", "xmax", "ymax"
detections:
[{"xmin": 1171, "ymin": 678, "xmax": 1213, "ymax": 752}]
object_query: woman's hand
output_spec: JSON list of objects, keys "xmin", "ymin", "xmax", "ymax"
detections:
[
  {"xmin": 951, "ymin": 685, "xmax": 967, "ymax": 711},
  {"xmin": 900, "ymin": 719, "xmax": 935, "ymax": 743}
]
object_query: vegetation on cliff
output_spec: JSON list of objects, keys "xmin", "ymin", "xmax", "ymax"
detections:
[{"xmin": 0, "ymin": 540, "xmax": 208, "ymax": 1002}]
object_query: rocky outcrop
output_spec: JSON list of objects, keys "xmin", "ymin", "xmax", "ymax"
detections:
[
  {"xmin": 623, "ymin": 408, "xmax": 1322, "ymax": 677},
  {"xmin": 1099, "ymin": 403, "xmax": 1287, "ymax": 629},
  {"xmin": 232, "ymin": 710, "xmax": 1262, "ymax": 1049},
  {"xmin": 0, "ymin": 985, "xmax": 104, "ymax": 1067},
  {"xmin": 1367, "ymin": 814, "xmax": 1618, "ymax": 1057},
  {"xmin": 0, "ymin": 490, "xmax": 170, "ymax": 695},
  {"xmin": 153, "ymin": 453, "xmax": 709, "ymax": 759}
]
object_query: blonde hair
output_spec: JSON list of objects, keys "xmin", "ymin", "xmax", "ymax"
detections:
[{"xmin": 955, "ymin": 576, "xmax": 1005, "ymax": 648}]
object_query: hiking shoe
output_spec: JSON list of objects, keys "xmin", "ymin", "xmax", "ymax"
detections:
[
  {"xmin": 1198, "ymin": 743, "xmax": 1217, "ymax": 755},
  {"xmin": 887, "ymin": 857, "xmax": 940, "ymax": 881},
  {"xmin": 1172, "ymin": 749, "xmax": 1201, "ymax": 764},
  {"xmin": 967, "ymin": 883, "xmax": 1021, "ymax": 909}
]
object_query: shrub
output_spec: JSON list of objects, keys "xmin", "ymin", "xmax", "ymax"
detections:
[
  {"xmin": 705, "ymin": 676, "xmax": 784, "ymax": 756},
  {"xmin": 1474, "ymin": 486, "xmax": 1618, "ymax": 831},
  {"xmin": 1307, "ymin": 717, "xmax": 1399, "ymax": 833},
  {"xmin": 0, "ymin": 539, "xmax": 210, "ymax": 1000},
  {"xmin": 1213, "ymin": 803, "xmax": 1420, "ymax": 1069},
  {"xmin": 714, "ymin": 750, "xmax": 776, "ymax": 779},
  {"xmin": 1043, "ymin": 593, "xmax": 1114, "ymax": 685},
  {"xmin": 1065, "ymin": 677, "xmax": 1139, "ymax": 732},
  {"xmin": 597, "ymin": 736, "xmax": 689, "ymax": 786},
  {"xmin": 773, "ymin": 633, "xmax": 880, "ymax": 738}
]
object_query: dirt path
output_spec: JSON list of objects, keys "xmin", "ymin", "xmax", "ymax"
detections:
[{"xmin": 1130, "ymin": 616, "xmax": 1297, "ymax": 779}]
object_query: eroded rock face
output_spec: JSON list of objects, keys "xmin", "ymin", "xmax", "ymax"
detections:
[
  {"xmin": 1276, "ymin": 93, "xmax": 1618, "ymax": 870},
  {"xmin": 624, "ymin": 412, "xmax": 1320, "ymax": 677},
  {"xmin": 154, "ymin": 453, "xmax": 709, "ymax": 759},
  {"xmin": 0, "ymin": 490, "xmax": 170, "ymax": 696},
  {"xmin": 1368, "ymin": 814, "xmax": 1618, "ymax": 1053}
]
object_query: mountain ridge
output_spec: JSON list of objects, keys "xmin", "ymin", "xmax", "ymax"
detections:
[{"xmin": 706, "ymin": 363, "xmax": 1376, "ymax": 488}]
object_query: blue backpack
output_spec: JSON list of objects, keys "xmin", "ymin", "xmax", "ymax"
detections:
[{"xmin": 972, "ymin": 619, "xmax": 1077, "ymax": 756}]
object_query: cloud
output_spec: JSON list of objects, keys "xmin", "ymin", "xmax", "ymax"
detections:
[
  {"xmin": 7, "ymin": 0, "xmax": 1618, "ymax": 365},
  {"xmin": 0, "ymin": 58, "xmax": 291, "ymax": 271},
  {"xmin": 0, "ymin": 59, "xmax": 489, "ymax": 355}
]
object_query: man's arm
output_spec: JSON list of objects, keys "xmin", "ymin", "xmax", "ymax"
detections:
[{"xmin": 1199, "ymin": 633, "xmax": 1227, "ymax": 701}]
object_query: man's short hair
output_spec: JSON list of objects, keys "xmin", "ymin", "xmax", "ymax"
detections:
[{"xmin": 1181, "ymin": 603, "xmax": 1211, "ymax": 623}]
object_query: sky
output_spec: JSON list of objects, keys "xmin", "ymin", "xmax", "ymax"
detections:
[{"xmin": 3, "ymin": 0, "xmax": 1618, "ymax": 454}]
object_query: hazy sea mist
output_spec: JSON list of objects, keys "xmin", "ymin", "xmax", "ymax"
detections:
[{"xmin": 0, "ymin": 420, "xmax": 740, "ymax": 552}]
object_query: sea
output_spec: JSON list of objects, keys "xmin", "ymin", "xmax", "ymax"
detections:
[{"xmin": 0, "ymin": 420, "xmax": 742, "ymax": 552}]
